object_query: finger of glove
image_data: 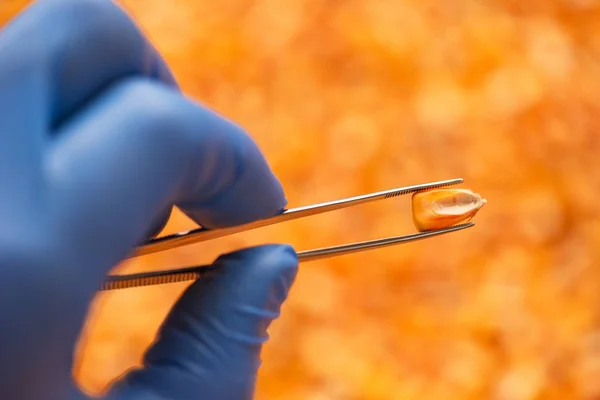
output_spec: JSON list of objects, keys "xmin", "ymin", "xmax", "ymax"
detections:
[
  {"xmin": 0, "ymin": 45, "xmax": 47, "ymax": 225},
  {"xmin": 0, "ymin": 0, "xmax": 177, "ymax": 238},
  {"xmin": 47, "ymin": 77, "xmax": 286, "ymax": 281},
  {"xmin": 106, "ymin": 244, "xmax": 298, "ymax": 400},
  {"xmin": 2, "ymin": 0, "xmax": 177, "ymax": 127}
]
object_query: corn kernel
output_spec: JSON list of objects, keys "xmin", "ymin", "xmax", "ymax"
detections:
[{"xmin": 411, "ymin": 188, "xmax": 487, "ymax": 232}]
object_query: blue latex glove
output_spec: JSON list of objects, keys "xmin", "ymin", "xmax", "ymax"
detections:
[{"xmin": 0, "ymin": 0, "xmax": 299, "ymax": 399}]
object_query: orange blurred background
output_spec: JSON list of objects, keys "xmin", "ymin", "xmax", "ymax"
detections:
[{"xmin": 3, "ymin": 0, "xmax": 600, "ymax": 399}]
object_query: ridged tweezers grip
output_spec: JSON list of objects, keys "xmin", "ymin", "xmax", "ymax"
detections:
[
  {"xmin": 101, "ymin": 266, "xmax": 215, "ymax": 291},
  {"xmin": 102, "ymin": 222, "xmax": 474, "ymax": 291}
]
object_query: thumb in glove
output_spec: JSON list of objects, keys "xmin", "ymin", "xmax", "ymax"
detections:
[{"xmin": 106, "ymin": 244, "xmax": 299, "ymax": 400}]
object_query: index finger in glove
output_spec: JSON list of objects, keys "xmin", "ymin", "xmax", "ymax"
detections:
[
  {"xmin": 106, "ymin": 244, "xmax": 299, "ymax": 400},
  {"xmin": 2, "ymin": 0, "xmax": 180, "ymax": 236},
  {"xmin": 48, "ymin": 77, "xmax": 287, "ymax": 286}
]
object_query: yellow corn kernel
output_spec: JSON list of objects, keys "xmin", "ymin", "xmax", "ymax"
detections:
[{"xmin": 411, "ymin": 188, "xmax": 487, "ymax": 232}]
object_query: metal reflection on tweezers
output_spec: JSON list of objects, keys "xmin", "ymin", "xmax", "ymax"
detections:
[
  {"xmin": 104, "ymin": 178, "xmax": 476, "ymax": 291},
  {"xmin": 133, "ymin": 178, "xmax": 465, "ymax": 257},
  {"xmin": 103, "ymin": 223, "xmax": 473, "ymax": 291}
]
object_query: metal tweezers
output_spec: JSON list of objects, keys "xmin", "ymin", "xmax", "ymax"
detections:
[{"xmin": 101, "ymin": 178, "xmax": 474, "ymax": 291}]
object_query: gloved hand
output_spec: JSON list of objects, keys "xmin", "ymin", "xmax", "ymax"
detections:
[{"xmin": 0, "ymin": 1, "xmax": 298, "ymax": 399}]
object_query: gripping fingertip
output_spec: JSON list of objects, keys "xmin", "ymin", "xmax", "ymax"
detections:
[
  {"xmin": 214, "ymin": 243, "xmax": 297, "ymax": 267},
  {"xmin": 213, "ymin": 244, "xmax": 298, "ymax": 290},
  {"xmin": 181, "ymin": 168, "xmax": 288, "ymax": 229}
]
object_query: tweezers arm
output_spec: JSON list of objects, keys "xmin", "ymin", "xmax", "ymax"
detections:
[
  {"xmin": 133, "ymin": 178, "xmax": 464, "ymax": 257},
  {"xmin": 297, "ymin": 222, "xmax": 473, "ymax": 262},
  {"xmin": 105, "ymin": 222, "xmax": 474, "ymax": 291}
]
